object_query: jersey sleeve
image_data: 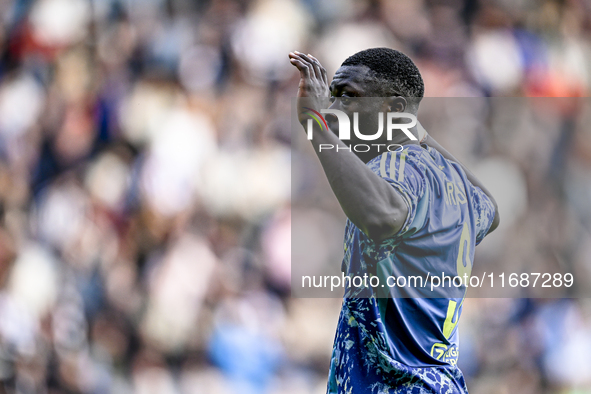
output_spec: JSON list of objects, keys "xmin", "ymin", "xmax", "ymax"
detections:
[
  {"xmin": 470, "ymin": 184, "xmax": 496, "ymax": 245},
  {"xmin": 374, "ymin": 149, "xmax": 427, "ymax": 239}
]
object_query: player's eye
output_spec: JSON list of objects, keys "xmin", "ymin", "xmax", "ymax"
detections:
[{"xmin": 341, "ymin": 96, "xmax": 352, "ymax": 105}]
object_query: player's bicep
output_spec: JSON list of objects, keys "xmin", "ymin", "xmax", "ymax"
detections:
[
  {"xmin": 358, "ymin": 177, "xmax": 409, "ymax": 242},
  {"xmin": 376, "ymin": 150, "xmax": 426, "ymax": 240}
]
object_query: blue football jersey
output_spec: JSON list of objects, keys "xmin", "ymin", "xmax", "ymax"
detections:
[{"xmin": 327, "ymin": 144, "xmax": 496, "ymax": 393}]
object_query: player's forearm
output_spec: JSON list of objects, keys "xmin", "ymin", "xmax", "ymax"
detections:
[
  {"xmin": 289, "ymin": 51, "xmax": 407, "ymax": 240},
  {"xmin": 309, "ymin": 127, "xmax": 408, "ymax": 241},
  {"xmin": 423, "ymin": 134, "xmax": 500, "ymax": 232}
]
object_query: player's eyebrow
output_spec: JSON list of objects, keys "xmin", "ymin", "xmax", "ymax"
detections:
[
  {"xmin": 330, "ymin": 81, "xmax": 359, "ymax": 95},
  {"xmin": 329, "ymin": 81, "xmax": 341, "ymax": 92}
]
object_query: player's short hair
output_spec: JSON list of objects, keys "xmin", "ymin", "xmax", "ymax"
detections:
[{"xmin": 342, "ymin": 48, "xmax": 424, "ymax": 104}]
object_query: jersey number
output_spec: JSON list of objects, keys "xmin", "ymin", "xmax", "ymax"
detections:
[{"xmin": 442, "ymin": 222, "xmax": 472, "ymax": 339}]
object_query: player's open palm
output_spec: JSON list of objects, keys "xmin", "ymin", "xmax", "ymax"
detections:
[{"xmin": 289, "ymin": 51, "xmax": 330, "ymax": 126}]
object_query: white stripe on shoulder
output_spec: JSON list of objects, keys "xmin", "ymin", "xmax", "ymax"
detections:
[
  {"xmin": 398, "ymin": 149, "xmax": 407, "ymax": 182},
  {"xmin": 389, "ymin": 151, "xmax": 397, "ymax": 179}
]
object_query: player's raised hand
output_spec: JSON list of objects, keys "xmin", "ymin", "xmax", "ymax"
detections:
[{"xmin": 289, "ymin": 51, "xmax": 330, "ymax": 126}]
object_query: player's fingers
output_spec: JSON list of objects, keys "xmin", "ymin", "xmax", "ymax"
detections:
[
  {"xmin": 308, "ymin": 55, "xmax": 328, "ymax": 85},
  {"xmin": 307, "ymin": 53, "xmax": 323, "ymax": 68},
  {"xmin": 290, "ymin": 53, "xmax": 312, "ymax": 76},
  {"xmin": 295, "ymin": 51, "xmax": 321, "ymax": 78},
  {"xmin": 296, "ymin": 52, "xmax": 322, "ymax": 80},
  {"xmin": 289, "ymin": 55, "xmax": 310, "ymax": 77},
  {"xmin": 306, "ymin": 53, "xmax": 328, "ymax": 86},
  {"xmin": 305, "ymin": 54, "xmax": 324, "ymax": 83}
]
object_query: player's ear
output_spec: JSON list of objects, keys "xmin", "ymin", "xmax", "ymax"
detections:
[{"xmin": 388, "ymin": 96, "xmax": 407, "ymax": 113}]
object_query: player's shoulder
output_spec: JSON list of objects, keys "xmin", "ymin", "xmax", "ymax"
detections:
[
  {"xmin": 419, "ymin": 144, "xmax": 468, "ymax": 183},
  {"xmin": 367, "ymin": 144, "xmax": 428, "ymax": 178}
]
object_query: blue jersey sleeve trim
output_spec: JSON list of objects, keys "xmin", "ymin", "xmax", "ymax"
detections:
[{"xmin": 472, "ymin": 185, "xmax": 496, "ymax": 245}]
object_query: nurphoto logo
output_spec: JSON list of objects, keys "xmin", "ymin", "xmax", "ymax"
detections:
[{"xmin": 303, "ymin": 107, "xmax": 418, "ymax": 153}]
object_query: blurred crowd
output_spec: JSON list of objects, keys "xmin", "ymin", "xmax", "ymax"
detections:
[{"xmin": 0, "ymin": 0, "xmax": 590, "ymax": 393}]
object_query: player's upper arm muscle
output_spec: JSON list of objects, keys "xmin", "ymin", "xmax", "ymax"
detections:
[
  {"xmin": 362, "ymin": 187, "xmax": 409, "ymax": 242},
  {"xmin": 371, "ymin": 149, "xmax": 426, "ymax": 241}
]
